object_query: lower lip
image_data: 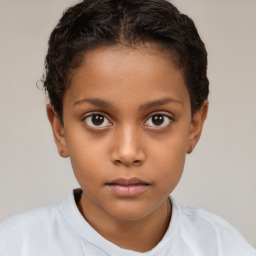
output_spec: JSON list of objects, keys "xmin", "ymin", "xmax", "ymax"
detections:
[{"xmin": 107, "ymin": 184, "xmax": 149, "ymax": 197}]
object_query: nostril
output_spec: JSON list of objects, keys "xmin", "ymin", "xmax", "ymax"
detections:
[
  {"xmin": 114, "ymin": 159, "xmax": 142, "ymax": 166},
  {"xmin": 115, "ymin": 160, "xmax": 122, "ymax": 165},
  {"xmin": 133, "ymin": 160, "xmax": 141, "ymax": 165}
]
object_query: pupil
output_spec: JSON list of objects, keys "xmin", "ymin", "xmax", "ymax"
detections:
[
  {"xmin": 92, "ymin": 115, "xmax": 104, "ymax": 125},
  {"xmin": 152, "ymin": 114, "xmax": 164, "ymax": 126}
]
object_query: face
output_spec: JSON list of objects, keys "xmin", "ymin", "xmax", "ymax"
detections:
[{"xmin": 47, "ymin": 46, "xmax": 207, "ymax": 222}]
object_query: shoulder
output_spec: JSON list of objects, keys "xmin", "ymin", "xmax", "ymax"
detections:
[
  {"xmin": 0, "ymin": 202, "xmax": 61, "ymax": 234},
  {"xmin": 0, "ymin": 203, "xmax": 61, "ymax": 240},
  {"xmin": 0, "ymin": 202, "xmax": 74, "ymax": 255},
  {"xmin": 0, "ymin": 191, "xmax": 84, "ymax": 256},
  {"xmin": 179, "ymin": 203, "xmax": 236, "ymax": 230},
  {"xmin": 173, "ymin": 200, "xmax": 256, "ymax": 255}
]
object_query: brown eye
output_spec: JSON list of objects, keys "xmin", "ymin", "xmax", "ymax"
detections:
[
  {"xmin": 84, "ymin": 114, "xmax": 111, "ymax": 128},
  {"xmin": 92, "ymin": 114, "xmax": 104, "ymax": 125},
  {"xmin": 152, "ymin": 114, "xmax": 164, "ymax": 126},
  {"xmin": 145, "ymin": 114, "xmax": 171, "ymax": 127}
]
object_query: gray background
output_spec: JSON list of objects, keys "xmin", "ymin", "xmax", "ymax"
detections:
[{"xmin": 0, "ymin": 0, "xmax": 255, "ymax": 247}]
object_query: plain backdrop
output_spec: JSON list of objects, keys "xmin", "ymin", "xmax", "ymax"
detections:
[{"xmin": 0, "ymin": 0, "xmax": 255, "ymax": 247}]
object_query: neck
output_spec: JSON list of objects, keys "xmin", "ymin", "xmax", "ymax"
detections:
[{"xmin": 78, "ymin": 194, "xmax": 172, "ymax": 252}]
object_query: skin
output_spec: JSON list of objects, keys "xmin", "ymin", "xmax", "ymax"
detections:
[{"xmin": 47, "ymin": 46, "xmax": 208, "ymax": 252}]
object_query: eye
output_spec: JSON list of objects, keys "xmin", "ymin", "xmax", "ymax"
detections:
[
  {"xmin": 145, "ymin": 113, "xmax": 172, "ymax": 128},
  {"xmin": 84, "ymin": 113, "xmax": 111, "ymax": 128}
]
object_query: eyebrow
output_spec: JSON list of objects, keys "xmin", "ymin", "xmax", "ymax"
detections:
[
  {"xmin": 73, "ymin": 98, "xmax": 113, "ymax": 108},
  {"xmin": 73, "ymin": 97, "xmax": 182, "ymax": 109},
  {"xmin": 139, "ymin": 97, "xmax": 182, "ymax": 110}
]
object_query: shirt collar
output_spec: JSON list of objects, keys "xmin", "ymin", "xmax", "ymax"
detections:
[{"xmin": 60, "ymin": 188, "xmax": 181, "ymax": 255}]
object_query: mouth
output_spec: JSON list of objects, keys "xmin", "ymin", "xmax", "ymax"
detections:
[{"xmin": 106, "ymin": 177, "xmax": 150, "ymax": 197}]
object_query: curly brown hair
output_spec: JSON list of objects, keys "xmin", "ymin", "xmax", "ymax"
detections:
[{"xmin": 43, "ymin": 0, "xmax": 209, "ymax": 124}]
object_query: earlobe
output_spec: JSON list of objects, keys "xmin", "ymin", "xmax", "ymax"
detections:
[
  {"xmin": 187, "ymin": 100, "xmax": 208, "ymax": 154},
  {"xmin": 46, "ymin": 104, "xmax": 69, "ymax": 158}
]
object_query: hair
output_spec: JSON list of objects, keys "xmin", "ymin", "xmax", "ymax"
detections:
[{"xmin": 43, "ymin": 0, "xmax": 209, "ymax": 124}]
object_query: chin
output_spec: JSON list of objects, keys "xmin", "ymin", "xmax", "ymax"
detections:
[{"xmin": 106, "ymin": 201, "xmax": 156, "ymax": 222}]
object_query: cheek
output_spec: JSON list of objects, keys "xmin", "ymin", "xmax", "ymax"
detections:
[
  {"xmin": 153, "ymin": 148, "xmax": 186, "ymax": 183},
  {"xmin": 65, "ymin": 132, "xmax": 108, "ymax": 182},
  {"xmin": 150, "ymin": 152, "xmax": 186, "ymax": 199},
  {"xmin": 148, "ymin": 130, "xmax": 189, "ymax": 188}
]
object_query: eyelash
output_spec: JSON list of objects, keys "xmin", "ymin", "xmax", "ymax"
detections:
[
  {"xmin": 82, "ymin": 112, "xmax": 112, "ymax": 129},
  {"xmin": 82, "ymin": 112, "xmax": 173, "ymax": 129},
  {"xmin": 144, "ymin": 113, "xmax": 173, "ymax": 128}
]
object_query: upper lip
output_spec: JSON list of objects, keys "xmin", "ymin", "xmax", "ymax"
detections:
[{"xmin": 106, "ymin": 177, "xmax": 149, "ymax": 186}]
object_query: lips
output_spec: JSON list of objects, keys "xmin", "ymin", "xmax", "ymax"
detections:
[{"xmin": 106, "ymin": 177, "xmax": 150, "ymax": 197}]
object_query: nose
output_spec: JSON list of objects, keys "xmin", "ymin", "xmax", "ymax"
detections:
[{"xmin": 110, "ymin": 125, "xmax": 146, "ymax": 167}]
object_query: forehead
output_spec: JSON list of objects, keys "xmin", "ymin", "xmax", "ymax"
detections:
[
  {"xmin": 77, "ymin": 45, "xmax": 183, "ymax": 80},
  {"xmin": 64, "ymin": 46, "xmax": 190, "ymax": 111}
]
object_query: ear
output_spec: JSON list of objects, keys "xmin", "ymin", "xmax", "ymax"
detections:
[
  {"xmin": 187, "ymin": 100, "xmax": 208, "ymax": 154},
  {"xmin": 46, "ymin": 104, "xmax": 69, "ymax": 158}
]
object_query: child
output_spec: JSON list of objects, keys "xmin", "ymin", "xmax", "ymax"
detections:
[{"xmin": 0, "ymin": 0, "xmax": 255, "ymax": 255}]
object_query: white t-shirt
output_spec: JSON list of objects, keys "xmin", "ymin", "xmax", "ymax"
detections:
[{"xmin": 0, "ymin": 189, "xmax": 255, "ymax": 256}]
